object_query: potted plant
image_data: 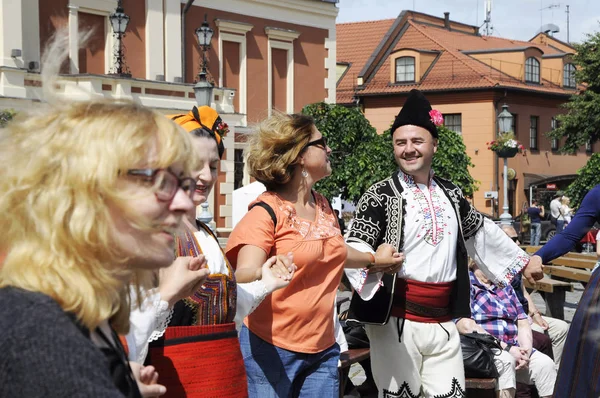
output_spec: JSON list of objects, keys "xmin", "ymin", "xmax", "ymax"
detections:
[{"xmin": 487, "ymin": 132, "xmax": 525, "ymax": 158}]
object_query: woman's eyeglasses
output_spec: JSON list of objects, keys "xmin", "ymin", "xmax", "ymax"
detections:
[
  {"xmin": 303, "ymin": 137, "xmax": 328, "ymax": 151},
  {"xmin": 126, "ymin": 168, "xmax": 196, "ymax": 202},
  {"xmin": 509, "ymin": 236, "xmax": 519, "ymax": 243}
]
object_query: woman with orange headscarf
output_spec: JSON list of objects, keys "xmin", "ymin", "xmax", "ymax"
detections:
[{"xmin": 126, "ymin": 106, "xmax": 295, "ymax": 397}]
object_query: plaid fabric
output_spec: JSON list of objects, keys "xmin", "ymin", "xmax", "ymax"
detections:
[{"xmin": 469, "ymin": 271, "xmax": 527, "ymax": 345}]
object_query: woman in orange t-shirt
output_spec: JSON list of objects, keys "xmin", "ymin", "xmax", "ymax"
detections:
[{"xmin": 225, "ymin": 113, "xmax": 404, "ymax": 397}]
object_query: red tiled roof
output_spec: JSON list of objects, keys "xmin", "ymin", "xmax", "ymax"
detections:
[
  {"xmin": 336, "ymin": 19, "xmax": 395, "ymax": 104},
  {"xmin": 336, "ymin": 14, "xmax": 576, "ymax": 103}
]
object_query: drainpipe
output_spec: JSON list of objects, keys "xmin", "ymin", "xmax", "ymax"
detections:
[{"xmin": 181, "ymin": 0, "xmax": 194, "ymax": 83}]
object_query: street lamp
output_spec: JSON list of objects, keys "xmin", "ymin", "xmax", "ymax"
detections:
[
  {"xmin": 193, "ymin": 14, "xmax": 214, "ymax": 106},
  {"xmin": 497, "ymin": 104, "xmax": 514, "ymax": 226},
  {"xmin": 109, "ymin": 0, "xmax": 131, "ymax": 77}
]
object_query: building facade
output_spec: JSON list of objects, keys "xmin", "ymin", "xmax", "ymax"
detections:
[
  {"xmin": 337, "ymin": 11, "xmax": 593, "ymax": 216},
  {"xmin": 0, "ymin": 0, "xmax": 338, "ymax": 234}
]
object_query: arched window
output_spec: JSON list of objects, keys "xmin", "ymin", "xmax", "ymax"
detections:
[
  {"xmin": 563, "ymin": 63, "xmax": 576, "ymax": 88},
  {"xmin": 395, "ymin": 57, "xmax": 415, "ymax": 82},
  {"xmin": 525, "ymin": 57, "xmax": 540, "ymax": 83}
]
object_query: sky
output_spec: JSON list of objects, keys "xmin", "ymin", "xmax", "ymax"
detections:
[{"xmin": 336, "ymin": 0, "xmax": 600, "ymax": 45}]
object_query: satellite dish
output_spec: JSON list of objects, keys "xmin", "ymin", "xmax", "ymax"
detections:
[{"xmin": 539, "ymin": 23, "xmax": 560, "ymax": 35}]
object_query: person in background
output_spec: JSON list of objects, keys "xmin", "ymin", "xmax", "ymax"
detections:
[
  {"xmin": 520, "ymin": 201, "xmax": 531, "ymax": 244},
  {"xmin": 560, "ymin": 196, "xmax": 572, "ymax": 226},
  {"xmin": 527, "ymin": 184, "xmax": 600, "ymax": 397},
  {"xmin": 527, "ymin": 199, "xmax": 544, "ymax": 246},
  {"xmin": 457, "ymin": 262, "xmax": 557, "ymax": 398},
  {"xmin": 127, "ymin": 106, "xmax": 295, "ymax": 398},
  {"xmin": 501, "ymin": 226, "xmax": 568, "ymax": 369},
  {"xmin": 549, "ymin": 192, "xmax": 565, "ymax": 234},
  {"xmin": 0, "ymin": 94, "xmax": 199, "ymax": 396},
  {"xmin": 334, "ymin": 208, "xmax": 346, "ymax": 235},
  {"xmin": 226, "ymin": 112, "xmax": 404, "ymax": 397}
]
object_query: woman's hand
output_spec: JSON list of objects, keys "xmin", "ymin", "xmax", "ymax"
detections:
[
  {"xmin": 261, "ymin": 254, "xmax": 296, "ymax": 292},
  {"xmin": 158, "ymin": 256, "xmax": 210, "ymax": 306},
  {"xmin": 129, "ymin": 362, "xmax": 166, "ymax": 397},
  {"xmin": 369, "ymin": 244, "xmax": 404, "ymax": 274}
]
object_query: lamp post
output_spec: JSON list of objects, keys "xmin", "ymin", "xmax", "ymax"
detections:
[
  {"xmin": 109, "ymin": 0, "xmax": 131, "ymax": 77},
  {"xmin": 497, "ymin": 104, "xmax": 514, "ymax": 226},
  {"xmin": 193, "ymin": 14, "xmax": 214, "ymax": 106}
]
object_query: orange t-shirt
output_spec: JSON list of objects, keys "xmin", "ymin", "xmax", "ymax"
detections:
[{"xmin": 226, "ymin": 191, "xmax": 347, "ymax": 353}]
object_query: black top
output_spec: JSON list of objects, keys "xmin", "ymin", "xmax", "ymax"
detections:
[
  {"xmin": 527, "ymin": 206, "xmax": 542, "ymax": 223},
  {"xmin": 0, "ymin": 286, "xmax": 141, "ymax": 398}
]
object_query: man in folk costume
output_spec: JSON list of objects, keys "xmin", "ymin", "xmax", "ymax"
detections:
[{"xmin": 344, "ymin": 89, "xmax": 543, "ymax": 398}]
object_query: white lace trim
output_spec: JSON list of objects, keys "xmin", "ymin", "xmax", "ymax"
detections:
[
  {"xmin": 148, "ymin": 299, "xmax": 173, "ymax": 342},
  {"xmin": 249, "ymin": 280, "xmax": 269, "ymax": 315}
]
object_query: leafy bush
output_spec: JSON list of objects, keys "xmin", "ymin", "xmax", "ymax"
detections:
[{"xmin": 565, "ymin": 153, "xmax": 600, "ymax": 209}]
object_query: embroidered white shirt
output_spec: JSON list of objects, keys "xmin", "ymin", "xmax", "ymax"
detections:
[{"xmin": 395, "ymin": 171, "xmax": 459, "ymax": 282}]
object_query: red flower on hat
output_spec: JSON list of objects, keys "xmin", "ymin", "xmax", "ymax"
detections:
[
  {"xmin": 429, "ymin": 109, "xmax": 444, "ymax": 126},
  {"xmin": 216, "ymin": 121, "xmax": 230, "ymax": 137}
]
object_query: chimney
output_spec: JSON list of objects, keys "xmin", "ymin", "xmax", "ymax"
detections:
[{"xmin": 444, "ymin": 12, "xmax": 450, "ymax": 30}]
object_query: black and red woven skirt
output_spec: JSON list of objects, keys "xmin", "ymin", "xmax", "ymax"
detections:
[{"xmin": 148, "ymin": 322, "xmax": 247, "ymax": 397}]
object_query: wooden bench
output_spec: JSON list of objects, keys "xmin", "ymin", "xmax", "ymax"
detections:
[
  {"xmin": 523, "ymin": 276, "xmax": 573, "ymax": 320},
  {"xmin": 338, "ymin": 347, "xmax": 370, "ymax": 398},
  {"xmin": 466, "ymin": 378, "xmax": 497, "ymax": 398}
]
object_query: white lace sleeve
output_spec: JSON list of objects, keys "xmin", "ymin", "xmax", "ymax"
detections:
[
  {"xmin": 126, "ymin": 290, "xmax": 174, "ymax": 363},
  {"xmin": 234, "ymin": 280, "xmax": 269, "ymax": 330},
  {"xmin": 465, "ymin": 217, "xmax": 530, "ymax": 288}
]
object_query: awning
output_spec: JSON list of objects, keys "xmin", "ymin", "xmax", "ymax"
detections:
[{"xmin": 523, "ymin": 173, "xmax": 578, "ymax": 189}]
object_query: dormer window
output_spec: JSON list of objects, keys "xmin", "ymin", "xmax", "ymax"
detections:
[
  {"xmin": 395, "ymin": 57, "xmax": 415, "ymax": 83},
  {"xmin": 525, "ymin": 57, "xmax": 540, "ymax": 83},
  {"xmin": 563, "ymin": 63, "xmax": 576, "ymax": 88}
]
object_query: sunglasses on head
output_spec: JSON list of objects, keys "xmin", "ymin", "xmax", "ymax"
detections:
[
  {"xmin": 303, "ymin": 137, "xmax": 327, "ymax": 151},
  {"xmin": 509, "ymin": 236, "xmax": 519, "ymax": 242}
]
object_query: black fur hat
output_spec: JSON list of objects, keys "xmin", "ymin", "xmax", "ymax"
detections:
[{"xmin": 390, "ymin": 89, "xmax": 440, "ymax": 138}]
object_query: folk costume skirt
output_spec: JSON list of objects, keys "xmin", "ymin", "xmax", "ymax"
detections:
[{"xmin": 149, "ymin": 322, "xmax": 248, "ymax": 398}]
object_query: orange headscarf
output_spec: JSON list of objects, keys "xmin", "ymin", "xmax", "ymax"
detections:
[{"xmin": 168, "ymin": 106, "xmax": 226, "ymax": 158}]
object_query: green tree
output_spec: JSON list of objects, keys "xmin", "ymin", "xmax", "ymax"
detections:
[
  {"xmin": 565, "ymin": 153, "xmax": 600, "ymax": 209},
  {"xmin": 302, "ymin": 102, "xmax": 477, "ymax": 202},
  {"xmin": 547, "ymin": 30, "xmax": 600, "ymax": 152}
]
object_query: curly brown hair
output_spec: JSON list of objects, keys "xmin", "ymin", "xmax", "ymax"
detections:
[{"xmin": 246, "ymin": 112, "xmax": 315, "ymax": 191}]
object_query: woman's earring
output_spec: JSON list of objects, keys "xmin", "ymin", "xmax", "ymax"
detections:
[{"xmin": 302, "ymin": 168, "xmax": 308, "ymax": 178}]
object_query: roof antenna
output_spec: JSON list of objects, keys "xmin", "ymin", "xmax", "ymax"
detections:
[{"xmin": 481, "ymin": 0, "xmax": 493, "ymax": 36}]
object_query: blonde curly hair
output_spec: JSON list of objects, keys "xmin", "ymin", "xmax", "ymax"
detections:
[
  {"xmin": 0, "ymin": 31, "xmax": 196, "ymax": 334},
  {"xmin": 246, "ymin": 112, "xmax": 315, "ymax": 190}
]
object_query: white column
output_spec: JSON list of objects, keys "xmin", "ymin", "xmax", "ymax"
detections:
[
  {"xmin": 68, "ymin": 5, "xmax": 79, "ymax": 74},
  {"xmin": 163, "ymin": 0, "xmax": 181, "ymax": 82},
  {"xmin": 145, "ymin": 0, "xmax": 165, "ymax": 80},
  {"xmin": 21, "ymin": 0, "xmax": 40, "ymax": 70},
  {"xmin": 324, "ymin": 25, "xmax": 336, "ymax": 103},
  {"xmin": 0, "ymin": 0, "xmax": 24, "ymax": 68}
]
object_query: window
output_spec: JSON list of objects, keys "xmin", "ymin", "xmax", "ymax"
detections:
[
  {"xmin": 395, "ymin": 57, "xmax": 415, "ymax": 83},
  {"xmin": 530, "ymin": 116, "xmax": 539, "ymax": 150},
  {"xmin": 551, "ymin": 117, "xmax": 559, "ymax": 151},
  {"xmin": 563, "ymin": 63, "xmax": 576, "ymax": 88},
  {"xmin": 510, "ymin": 113, "xmax": 518, "ymax": 135},
  {"xmin": 234, "ymin": 149, "xmax": 244, "ymax": 190},
  {"xmin": 443, "ymin": 114, "xmax": 462, "ymax": 134},
  {"xmin": 525, "ymin": 57, "xmax": 540, "ymax": 83},
  {"xmin": 586, "ymin": 139, "xmax": 593, "ymax": 154}
]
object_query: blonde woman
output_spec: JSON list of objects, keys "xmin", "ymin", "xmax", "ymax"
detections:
[
  {"xmin": 225, "ymin": 113, "xmax": 403, "ymax": 397},
  {"xmin": 0, "ymin": 95, "xmax": 204, "ymax": 397}
]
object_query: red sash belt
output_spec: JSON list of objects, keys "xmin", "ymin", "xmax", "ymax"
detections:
[
  {"xmin": 390, "ymin": 279, "xmax": 455, "ymax": 323},
  {"xmin": 149, "ymin": 322, "xmax": 248, "ymax": 398}
]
